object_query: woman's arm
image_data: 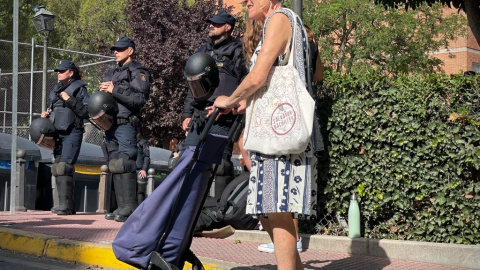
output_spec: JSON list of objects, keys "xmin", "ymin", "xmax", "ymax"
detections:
[{"xmin": 216, "ymin": 14, "xmax": 292, "ymax": 109}]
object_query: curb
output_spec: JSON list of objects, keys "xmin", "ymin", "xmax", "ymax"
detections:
[
  {"xmin": 228, "ymin": 230, "xmax": 480, "ymax": 269},
  {"xmin": 0, "ymin": 227, "xmax": 251, "ymax": 270},
  {"xmin": 0, "ymin": 227, "xmax": 134, "ymax": 269}
]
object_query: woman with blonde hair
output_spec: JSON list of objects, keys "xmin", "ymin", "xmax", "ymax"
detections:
[{"xmin": 208, "ymin": 0, "xmax": 324, "ymax": 268}]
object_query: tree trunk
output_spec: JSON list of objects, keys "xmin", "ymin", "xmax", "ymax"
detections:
[{"xmin": 464, "ymin": 0, "xmax": 480, "ymax": 47}]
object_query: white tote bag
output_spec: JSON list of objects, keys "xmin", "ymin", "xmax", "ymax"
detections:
[{"xmin": 243, "ymin": 12, "xmax": 315, "ymax": 155}]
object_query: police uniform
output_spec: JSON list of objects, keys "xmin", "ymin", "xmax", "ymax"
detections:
[
  {"xmin": 136, "ymin": 137, "xmax": 150, "ymax": 204},
  {"xmin": 101, "ymin": 37, "xmax": 151, "ymax": 222},
  {"xmin": 48, "ymin": 60, "xmax": 90, "ymax": 215},
  {"xmin": 182, "ymin": 12, "xmax": 247, "ymax": 202}
]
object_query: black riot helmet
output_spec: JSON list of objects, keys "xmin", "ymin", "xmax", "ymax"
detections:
[
  {"xmin": 184, "ymin": 52, "xmax": 219, "ymax": 102},
  {"xmin": 29, "ymin": 118, "xmax": 57, "ymax": 150},
  {"xmin": 87, "ymin": 91, "xmax": 119, "ymax": 131}
]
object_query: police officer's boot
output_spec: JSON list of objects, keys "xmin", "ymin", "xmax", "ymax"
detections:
[
  {"xmin": 114, "ymin": 173, "xmax": 138, "ymax": 222},
  {"xmin": 106, "ymin": 175, "xmax": 123, "ymax": 220},
  {"xmin": 51, "ymin": 206, "xmax": 60, "ymax": 214},
  {"xmin": 56, "ymin": 176, "xmax": 76, "ymax": 215},
  {"xmin": 51, "ymin": 198, "xmax": 61, "ymax": 214}
]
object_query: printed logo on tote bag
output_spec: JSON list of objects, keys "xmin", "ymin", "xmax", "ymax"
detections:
[{"xmin": 271, "ymin": 103, "xmax": 296, "ymax": 135}]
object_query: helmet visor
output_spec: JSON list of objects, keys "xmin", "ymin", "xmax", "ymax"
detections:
[
  {"xmin": 186, "ymin": 75, "xmax": 211, "ymax": 101},
  {"xmin": 37, "ymin": 134, "xmax": 56, "ymax": 151},
  {"xmin": 90, "ymin": 111, "xmax": 115, "ymax": 131}
]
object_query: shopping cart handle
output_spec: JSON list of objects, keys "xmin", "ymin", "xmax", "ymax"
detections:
[
  {"xmin": 227, "ymin": 114, "xmax": 243, "ymax": 143},
  {"xmin": 199, "ymin": 108, "xmax": 220, "ymax": 142}
]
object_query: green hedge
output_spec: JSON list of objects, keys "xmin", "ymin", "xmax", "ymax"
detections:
[{"xmin": 316, "ymin": 73, "xmax": 480, "ymax": 244}]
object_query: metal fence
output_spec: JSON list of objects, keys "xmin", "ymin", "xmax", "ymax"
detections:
[{"xmin": 0, "ymin": 39, "xmax": 115, "ymax": 145}]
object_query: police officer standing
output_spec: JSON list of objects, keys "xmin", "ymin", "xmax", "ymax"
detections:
[
  {"xmin": 182, "ymin": 10, "xmax": 247, "ymax": 200},
  {"xmin": 97, "ymin": 37, "xmax": 150, "ymax": 222},
  {"xmin": 136, "ymin": 132, "xmax": 150, "ymax": 204},
  {"xmin": 41, "ymin": 60, "xmax": 90, "ymax": 215}
]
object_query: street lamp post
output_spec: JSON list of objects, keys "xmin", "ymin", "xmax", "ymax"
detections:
[
  {"xmin": 32, "ymin": 6, "xmax": 55, "ymax": 112},
  {"xmin": 293, "ymin": 0, "xmax": 303, "ymax": 20}
]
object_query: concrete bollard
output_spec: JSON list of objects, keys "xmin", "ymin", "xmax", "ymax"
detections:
[
  {"xmin": 146, "ymin": 168, "xmax": 155, "ymax": 197},
  {"xmin": 15, "ymin": 149, "xmax": 27, "ymax": 212},
  {"xmin": 97, "ymin": 165, "xmax": 109, "ymax": 213}
]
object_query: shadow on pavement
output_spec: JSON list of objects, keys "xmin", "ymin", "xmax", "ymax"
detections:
[
  {"xmin": 1, "ymin": 217, "xmax": 96, "ymax": 227},
  {"xmin": 231, "ymin": 246, "xmax": 391, "ymax": 270},
  {"xmin": 302, "ymin": 254, "xmax": 390, "ymax": 269}
]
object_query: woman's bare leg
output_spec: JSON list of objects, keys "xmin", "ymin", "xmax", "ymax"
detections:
[{"xmin": 268, "ymin": 212, "xmax": 303, "ymax": 270}]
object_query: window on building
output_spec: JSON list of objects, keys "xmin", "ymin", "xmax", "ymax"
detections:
[{"xmin": 472, "ymin": 63, "xmax": 480, "ymax": 73}]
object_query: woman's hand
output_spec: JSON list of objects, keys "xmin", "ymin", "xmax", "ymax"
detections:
[
  {"xmin": 206, "ymin": 95, "xmax": 236, "ymax": 118},
  {"xmin": 233, "ymin": 100, "xmax": 247, "ymax": 115},
  {"xmin": 41, "ymin": 111, "xmax": 49, "ymax": 118}
]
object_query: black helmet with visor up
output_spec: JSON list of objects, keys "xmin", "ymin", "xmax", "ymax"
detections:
[
  {"xmin": 87, "ymin": 91, "xmax": 119, "ymax": 131},
  {"xmin": 29, "ymin": 117, "xmax": 57, "ymax": 150}
]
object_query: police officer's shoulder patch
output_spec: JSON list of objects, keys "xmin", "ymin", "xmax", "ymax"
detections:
[{"xmin": 140, "ymin": 73, "xmax": 147, "ymax": 81}]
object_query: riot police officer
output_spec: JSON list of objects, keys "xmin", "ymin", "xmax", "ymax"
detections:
[
  {"xmin": 136, "ymin": 132, "xmax": 150, "ymax": 204},
  {"xmin": 181, "ymin": 10, "xmax": 247, "ymax": 200},
  {"xmin": 95, "ymin": 37, "xmax": 151, "ymax": 222},
  {"xmin": 40, "ymin": 60, "xmax": 90, "ymax": 215}
]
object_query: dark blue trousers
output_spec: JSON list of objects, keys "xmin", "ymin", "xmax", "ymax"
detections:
[
  {"xmin": 53, "ymin": 128, "xmax": 83, "ymax": 164},
  {"xmin": 105, "ymin": 123, "xmax": 137, "ymax": 160}
]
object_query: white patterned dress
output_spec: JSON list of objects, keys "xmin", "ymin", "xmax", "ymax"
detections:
[{"xmin": 245, "ymin": 8, "xmax": 318, "ymax": 219}]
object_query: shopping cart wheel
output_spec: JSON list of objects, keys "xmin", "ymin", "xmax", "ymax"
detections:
[{"xmin": 148, "ymin": 251, "xmax": 180, "ymax": 270}]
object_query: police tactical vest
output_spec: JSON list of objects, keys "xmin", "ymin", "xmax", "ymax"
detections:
[
  {"xmin": 51, "ymin": 80, "xmax": 87, "ymax": 131},
  {"xmin": 104, "ymin": 61, "xmax": 149, "ymax": 119},
  {"xmin": 199, "ymin": 37, "xmax": 243, "ymax": 102}
]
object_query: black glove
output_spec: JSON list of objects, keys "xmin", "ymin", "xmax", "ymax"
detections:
[{"xmin": 191, "ymin": 108, "xmax": 208, "ymax": 132}]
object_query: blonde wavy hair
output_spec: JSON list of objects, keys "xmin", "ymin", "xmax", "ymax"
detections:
[{"xmin": 242, "ymin": 19, "xmax": 263, "ymax": 67}]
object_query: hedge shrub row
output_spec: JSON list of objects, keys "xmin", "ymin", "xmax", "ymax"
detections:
[{"xmin": 315, "ymin": 73, "xmax": 480, "ymax": 244}]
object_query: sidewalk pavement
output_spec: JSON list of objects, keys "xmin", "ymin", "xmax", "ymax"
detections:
[{"xmin": 0, "ymin": 211, "xmax": 477, "ymax": 270}]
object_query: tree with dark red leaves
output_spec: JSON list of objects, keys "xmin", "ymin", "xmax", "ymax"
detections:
[{"xmin": 128, "ymin": 0, "xmax": 240, "ymax": 148}]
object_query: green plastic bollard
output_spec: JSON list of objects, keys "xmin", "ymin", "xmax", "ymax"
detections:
[{"xmin": 348, "ymin": 193, "xmax": 361, "ymax": 238}]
